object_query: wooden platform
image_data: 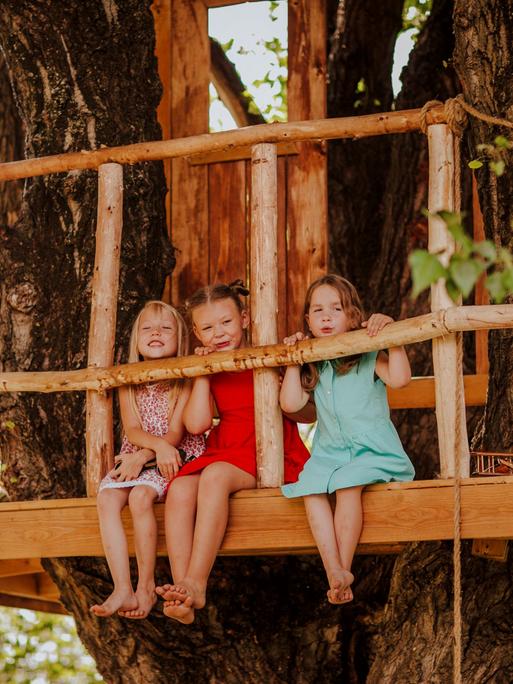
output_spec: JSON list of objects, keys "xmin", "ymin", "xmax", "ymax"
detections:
[
  {"xmin": 1, "ymin": 476, "xmax": 512, "ymax": 613},
  {"xmin": 1, "ymin": 476, "xmax": 513, "ymax": 560}
]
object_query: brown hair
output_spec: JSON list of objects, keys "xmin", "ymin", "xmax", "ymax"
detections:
[
  {"xmin": 300, "ymin": 274, "xmax": 365, "ymax": 391},
  {"xmin": 127, "ymin": 300, "xmax": 188, "ymax": 422},
  {"xmin": 184, "ymin": 279, "xmax": 249, "ymax": 321}
]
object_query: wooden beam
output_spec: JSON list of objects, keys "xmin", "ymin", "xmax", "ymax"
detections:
[
  {"xmin": 187, "ymin": 141, "xmax": 298, "ymax": 165},
  {"xmin": 0, "ymin": 574, "xmax": 38, "ymax": 597},
  {"xmin": 428, "ymin": 124, "xmax": 469, "ymax": 478},
  {"xmin": 86, "ymin": 163, "xmax": 123, "ymax": 495},
  {"xmin": 2, "ymin": 478, "xmax": 513, "ymax": 558},
  {"xmin": 0, "ymin": 593, "xmax": 66, "ymax": 615},
  {"xmin": 472, "ymin": 174, "xmax": 489, "ymax": 374},
  {"xmin": 251, "ymin": 143, "xmax": 284, "ymax": 487},
  {"xmin": 287, "ymin": 0, "xmax": 328, "ymax": 330},
  {"xmin": 170, "ymin": 0, "xmax": 210, "ymax": 303},
  {"xmin": 0, "ymin": 107, "xmax": 448, "ymax": 182},
  {"xmin": 0, "ymin": 558, "xmax": 43, "ymax": 578},
  {"xmin": 0, "ymin": 306, "xmax": 511, "ymax": 393},
  {"xmin": 387, "ymin": 373, "xmax": 487, "ymax": 409}
]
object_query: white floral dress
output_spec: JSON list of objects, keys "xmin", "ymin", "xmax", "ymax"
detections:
[{"xmin": 98, "ymin": 382, "xmax": 205, "ymax": 501}]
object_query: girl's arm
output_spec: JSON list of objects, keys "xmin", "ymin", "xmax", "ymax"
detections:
[
  {"xmin": 118, "ymin": 386, "xmax": 182, "ymax": 481},
  {"xmin": 183, "ymin": 376, "xmax": 215, "ymax": 434},
  {"xmin": 365, "ymin": 314, "xmax": 411, "ymax": 388},
  {"xmin": 279, "ymin": 332, "xmax": 310, "ymax": 414},
  {"xmin": 163, "ymin": 382, "xmax": 191, "ymax": 446},
  {"xmin": 375, "ymin": 347, "xmax": 411, "ymax": 388}
]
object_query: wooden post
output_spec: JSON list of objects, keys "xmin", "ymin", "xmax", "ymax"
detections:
[
  {"xmin": 86, "ymin": 163, "xmax": 123, "ymax": 496},
  {"xmin": 250, "ymin": 143, "xmax": 284, "ymax": 487},
  {"xmin": 427, "ymin": 124, "xmax": 469, "ymax": 478}
]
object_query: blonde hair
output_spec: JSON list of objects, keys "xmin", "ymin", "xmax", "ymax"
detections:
[
  {"xmin": 127, "ymin": 300, "xmax": 188, "ymax": 424},
  {"xmin": 300, "ymin": 274, "xmax": 365, "ymax": 391}
]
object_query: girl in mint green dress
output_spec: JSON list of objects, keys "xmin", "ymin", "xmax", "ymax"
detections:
[{"xmin": 280, "ymin": 274, "xmax": 414, "ymax": 606}]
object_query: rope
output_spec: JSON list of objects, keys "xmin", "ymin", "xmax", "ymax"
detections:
[
  {"xmin": 420, "ymin": 94, "xmax": 513, "ymax": 138},
  {"xmin": 453, "ymin": 331, "xmax": 463, "ymax": 684}
]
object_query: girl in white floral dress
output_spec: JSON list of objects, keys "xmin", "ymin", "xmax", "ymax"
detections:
[{"xmin": 91, "ymin": 301, "xmax": 205, "ymax": 620}]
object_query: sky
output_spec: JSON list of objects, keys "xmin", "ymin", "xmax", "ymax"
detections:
[{"xmin": 208, "ymin": 0, "xmax": 417, "ymax": 131}]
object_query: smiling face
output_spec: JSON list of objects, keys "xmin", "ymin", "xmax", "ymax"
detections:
[
  {"xmin": 136, "ymin": 307, "xmax": 178, "ymax": 360},
  {"xmin": 306, "ymin": 284, "xmax": 350, "ymax": 338},
  {"xmin": 192, "ymin": 297, "xmax": 249, "ymax": 351}
]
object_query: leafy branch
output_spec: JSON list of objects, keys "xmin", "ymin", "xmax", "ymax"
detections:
[{"xmin": 409, "ymin": 210, "xmax": 513, "ymax": 303}]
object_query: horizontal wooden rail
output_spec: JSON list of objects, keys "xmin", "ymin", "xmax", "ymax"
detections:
[
  {"xmin": 388, "ymin": 373, "xmax": 487, "ymax": 409},
  {"xmin": 1, "ymin": 477, "xmax": 513, "ymax": 559},
  {"xmin": 0, "ymin": 107, "xmax": 446, "ymax": 182},
  {"xmin": 0, "ymin": 305, "xmax": 511, "ymax": 394}
]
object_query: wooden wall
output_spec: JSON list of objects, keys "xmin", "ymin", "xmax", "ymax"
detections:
[{"xmin": 153, "ymin": 0, "xmax": 328, "ymax": 340}]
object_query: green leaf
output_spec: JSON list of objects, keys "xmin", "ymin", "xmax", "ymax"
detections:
[
  {"xmin": 494, "ymin": 135, "xmax": 512, "ymax": 149},
  {"xmin": 446, "ymin": 279, "xmax": 461, "ymax": 302},
  {"xmin": 2, "ymin": 420, "xmax": 15, "ymax": 431},
  {"xmin": 409, "ymin": 250, "xmax": 447, "ymax": 298},
  {"xmin": 468, "ymin": 159, "xmax": 484, "ymax": 169},
  {"xmin": 474, "ymin": 240, "xmax": 496, "ymax": 262},
  {"xmin": 501, "ymin": 267, "xmax": 513, "ymax": 294},
  {"xmin": 486, "ymin": 271, "xmax": 507, "ymax": 303},
  {"xmin": 449, "ymin": 258, "xmax": 483, "ymax": 298},
  {"xmin": 490, "ymin": 159, "xmax": 505, "ymax": 176}
]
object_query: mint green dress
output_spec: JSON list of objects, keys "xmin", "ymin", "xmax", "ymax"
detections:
[{"xmin": 281, "ymin": 351, "xmax": 415, "ymax": 497}]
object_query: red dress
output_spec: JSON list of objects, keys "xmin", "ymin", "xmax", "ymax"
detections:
[{"xmin": 177, "ymin": 370, "xmax": 309, "ymax": 483}]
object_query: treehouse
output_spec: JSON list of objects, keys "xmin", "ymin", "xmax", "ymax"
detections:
[{"xmin": 1, "ymin": 0, "xmax": 513, "ymax": 629}]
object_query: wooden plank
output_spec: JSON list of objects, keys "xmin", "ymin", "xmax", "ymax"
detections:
[
  {"xmin": 151, "ymin": 0, "xmax": 172, "ymax": 301},
  {"xmin": 428, "ymin": 124, "xmax": 469, "ymax": 478},
  {"xmin": 0, "ymin": 574, "xmax": 38, "ymax": 598},
  {"xmin": 188, "ymin": 142, "xmax": 298, "ymax": 165},
  {"xmin": 251, "ymin": 143, "xmax": 284, "ymax": 487},
  {"xmin": 208, "ymin": 160, "xmax": 247, "ymax": 284},
  {"xmin": 0, "ymin": 558, "xmax": 43, "ymax": 578},
  {"xmin": 286, "ymin": 0, "xmax": 328, "ymax": 332},
  {"xmin": 472, "ymin": 539, "xmax": 509, "ymax": 562},
  {"xmin": 170, "ymin": 0, "xmax": 210, "ymax": 303},
  {"xmin": 2, "ymin": 478, "xmax": 513, "ymax": 558},
  {"xmin": 86, "ymin": 163, "xmax": 123, "ymax": 495},
  {"xmin": 387, "ymin": 373, "xmax": 488, "ymax": 409},
  {"xmin": 36, "ymin": 572, "xmax": 60, "ymax": 600},
  {"xmin": 472, "ymin": 174, "xmax": 489, "ymax": 373},
  {"xmin": 0, "ymin": 593, "xmax": 66, "ymax": 615}
]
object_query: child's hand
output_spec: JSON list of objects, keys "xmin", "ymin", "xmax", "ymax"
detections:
[
  {"xmin": 362, "ymin": 313, "xmax": 394, "ymax": 337},
  {"xmin": 194, "ymin": 345, "xmax": 216, "ymax": 356},
  {"xmin": 110, "ymin": 450, "xmax": 149, "ymax": 482},
  {"xmin": 283, "ymin": 331, "xmax": 307, "ymax": 346},
  {"xmin": 155, "ymin": 443, "xmax": 182, "ymax": 481}
]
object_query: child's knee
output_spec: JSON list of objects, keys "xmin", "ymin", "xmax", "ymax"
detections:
[{"xmin": 128, "ymin": 486, "xmax": 156, "ymax": 513}]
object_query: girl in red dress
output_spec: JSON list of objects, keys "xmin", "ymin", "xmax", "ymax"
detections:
[{"xmin": 156, "ymin": 281, "xmax": 310, "ymax": 623}]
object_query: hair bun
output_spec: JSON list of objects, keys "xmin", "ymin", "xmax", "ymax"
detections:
[{"xmin": 228, "ymin": 279, "xmax": 250, "ymax": 297}]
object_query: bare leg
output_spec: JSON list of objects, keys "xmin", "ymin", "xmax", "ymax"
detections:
[
  {"xmin": 303, "ymin": 493, "xmax": 354, "ymax": 605},
  {"xmin": 119, "ymin": 485, "xmax": 159, "ymax": 619},
  {"xmin": 333, "ymin": 486, "xmax": 364, "ymax": 601},
  {"xmin": 91, "ymin": 488, "xmax": 138, "ymax": 617},
  {"xmin": 155, "ymin": 474, "xmax": 200, "ymax": 624},
  {"xmin": 163, "ymin": 463, "xmax": 255, "ymax": 623}
]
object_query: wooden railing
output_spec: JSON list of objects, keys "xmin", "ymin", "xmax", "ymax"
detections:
[{"xmin": 0, "ymin": 105, "xmax": 508, "ymax": 495}]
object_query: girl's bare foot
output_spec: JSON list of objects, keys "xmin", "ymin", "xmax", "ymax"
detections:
[
  {"xmin": 119, "ymin": 586, "xmax": 156, "ymax": 619},
  {"xmin": 90, "ymin": 588, "xmax": 138, "ymax": 617},
  {"xmin": 163, "ymin": 595, "xmax": 195, "ymax": 624},
  {"xmin": 327, "ymin": 569, "xmax": 354, "ymax": 605},
  {"xmin": 158, "ymin": 578, "xmax": 206, "ymax": 624}
]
